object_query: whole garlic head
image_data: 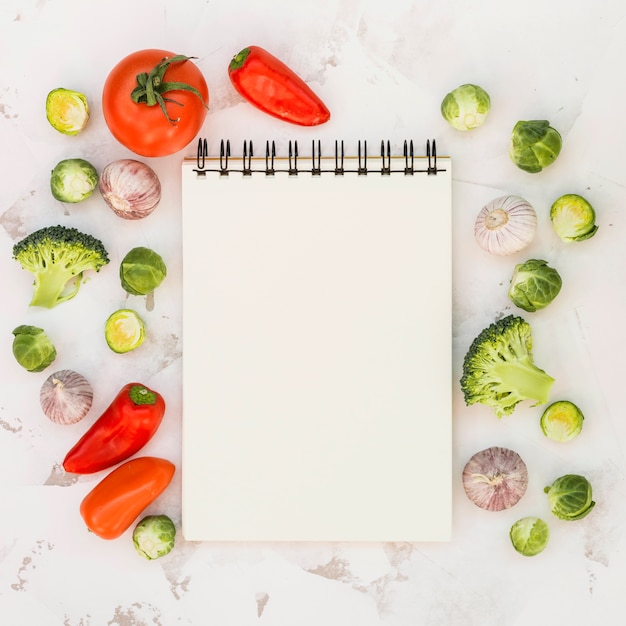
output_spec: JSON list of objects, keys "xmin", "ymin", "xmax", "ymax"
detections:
[
  {"xmin": 40, "ymin": 369, "xmax": 93, "ymax": 425},
  {"xmin": 474, "ymin": 195, "xmax": 537, "ymax": 255}
]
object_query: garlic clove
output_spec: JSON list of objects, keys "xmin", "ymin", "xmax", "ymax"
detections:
[
  {"xmin": 40, "ymin": 369, "xmax": 94, "ymax": 425},
  {"xmin": 462, "ymin": 446, "xmax": 528, "ymax": 511},
  {"xmin": 98, "ymin": 159, "xmax": 161, "ymax": 220},
  {"xmin": 474, "ymin": 195, "xmax": 537, "ymax": 255}
]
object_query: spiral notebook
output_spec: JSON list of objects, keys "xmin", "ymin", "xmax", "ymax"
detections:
[{"xmin": 181, "ymin": 138, "xmax": 452, "ymax": 542}]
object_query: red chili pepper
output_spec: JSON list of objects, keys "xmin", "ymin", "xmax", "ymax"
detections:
[
  {"xmin": 228, "ymin": 45, "xmax": 330, "ymax": 126},
  {"xmin": 63, "ymin": 382, "xmax": 166, "ymax": 474},
  {"xmin": 80, "ymin": 456, "xmax": 175, "ymax": 539}
]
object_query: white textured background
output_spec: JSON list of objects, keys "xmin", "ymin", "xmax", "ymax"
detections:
[{"xmin": 1, "ymin": 1, "xmax": 625, "ymax": 624}]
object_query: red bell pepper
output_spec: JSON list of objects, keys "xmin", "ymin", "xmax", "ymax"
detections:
[
  {"xmin": 63, "ymin": 382, "xmax": 166, "ymax": 474},
  {"xmin": 228, "ymin": 45, "xmax": 330, "ymax": 126}
]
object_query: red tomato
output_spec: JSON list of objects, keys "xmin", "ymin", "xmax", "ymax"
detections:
[{"xmin": 102, "ymin": 49, "xmax": 209, "ymax": 157}]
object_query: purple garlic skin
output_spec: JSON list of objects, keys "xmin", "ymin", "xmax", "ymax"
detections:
[
  {"xmin": 98, "ymin": 159, "xmax": 161, "ymax": 220},
  {"xmin": 40, "ymin": 369, "xmax": 93, "ymax": 425},
  {"xmin": 462, "ymin": 446, "xmax": 528, "ymax": 511}
]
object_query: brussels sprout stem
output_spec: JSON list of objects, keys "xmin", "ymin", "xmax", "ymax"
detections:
[{"xmin": 130, "ymin": 55, "xmax": 208, "ymax": 124}]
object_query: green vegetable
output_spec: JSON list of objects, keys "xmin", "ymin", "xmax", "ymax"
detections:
[
  {"xmin": 105, "ymin": 309, "xmax": 146, "ymax": 353},
  {"xmin": 550, "ymin": 194, "xmax": 599, "ymax": 242},
  {"xmin": 508, "ymin": 259, "xmax": 562, "ymax": 312},
  {"xmin": 120, "ymin": 246, "xmax": 167, "ymax": 296},
  {"xmin": 441, "ymin": 84, "xmax": 491, "ymax": 131},
  {"xmin": 132, "ymin": 514, "xmax": 176, "ymax": 559},
  {"xmin": 50, "ymin": 158, "xmax": 99, "ymax": 203},
  {"xmin": 540, "ymin": 400, "xmax": 584, "ymax": 442},
  {"xmin": 544, "ymin": 474, "xmax": 595, "ymax": 521},
  {"xmin": 460, "ymin": 314, "xmax": 555, "ymax": 418},
  {"xmin": 12, "ymin": 325, "xmax": 57, "ymax": 372},
  {"xmin": 13, "ymin": 225, "xmax": 110, "ymax": 308},
  {"xmin": 45, "ymin": 88, "xmax": 90, "ymax": 135},
  {"xmin": 509, "ymin": 120, "xmax": 562, "ymax": 173},
  {"xmin": 510, "ymin": 517, "xmax": 550, "ymax": 556}
]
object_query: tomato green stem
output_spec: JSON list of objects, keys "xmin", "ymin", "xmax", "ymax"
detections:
[{"xmin": 130, "ymin": 55, "xmax": 208, "ymax": 124}]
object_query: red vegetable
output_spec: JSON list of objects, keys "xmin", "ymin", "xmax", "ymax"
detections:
[
  {"xmin": 102, "ymin": 49, "xmax": 209, "ymax": 157},
  {"xmin": 228, "ymin": 45, "xmax": 330, "ymax": 126},
  {"xmin": 63, "ymin": 383, "xmax": 166, "ymax": 474},
  {"xmin": 80, "ymin": 456, "xmax": 175, "ymax": 540}
]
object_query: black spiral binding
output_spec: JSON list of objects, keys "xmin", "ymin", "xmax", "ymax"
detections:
[{"xmin": 194, "ymin": 138, "xmax": 443, "ymax": 176}]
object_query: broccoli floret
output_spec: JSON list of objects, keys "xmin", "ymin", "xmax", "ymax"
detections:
[
  {"xmin": 13, "ymin": 224, "xmax": 109, "ymax": 308},
  {"xmin": 460, "ymin": 314, "xmax": 555, "ymax": 418}
]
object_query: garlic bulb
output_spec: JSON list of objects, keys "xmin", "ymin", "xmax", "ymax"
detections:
[
  {"xmin": 40, "ymin": 369, "xmax": 93, "ymax": 425},
  {"xmin": 462, "ymin": 446, "xmax": 528, "ymax": 511},
  {"xmin": 474, "ymin": 195, "xmax": 537, "ymax": 255},
  {"xmin": 98, "ymin": 159, "xmax": 161, "ymax": 219}
]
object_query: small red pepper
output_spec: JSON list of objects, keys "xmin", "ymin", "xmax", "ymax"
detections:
[
  {"xmin": 63, "ymin": 382, "xmax": 166, "ymax": 474},
  {"xmin": 80, "ymin": 456, "xmax": 175, "ymax": 540},
  {"xmin": 228, "ymin": 45, "xmax": 330, "ymax": 126}
]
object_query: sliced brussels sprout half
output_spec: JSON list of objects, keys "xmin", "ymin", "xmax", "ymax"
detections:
[
  {"xmin": 105, "ymin": 309, "xmax": 146, "ymax": 353},
  {"xmin": 550, "ymin": 194, "xmax": 598, "ymax": 242},
  {"xmin": 46, "ymin": 88, "xmax": 90, "ymax": 135},
  {"xmin": 540, "ymin": 400, "xmax": 584, "ymax": 442}
]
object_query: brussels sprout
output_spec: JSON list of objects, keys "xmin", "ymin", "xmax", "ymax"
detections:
[
  {"xmin": 550, "ymin": 194, "xmax": 598, "ymax": 242},
  {"xmin": 50, "ymin": 158, "xmax": 99, "ymax": 203},
  {"xmin": 12, "ymin": 325, "xmax": 57, "ymax": 372},
  {"xmin": 105, "ymin": 309, "xmax": 146, "ymax": 353},
  {"xmin": 441, "ymin": 84, "xmax": 491, "ymax": 131},
  {"xmin": 508, "ymin": 259, "xmax": 562, "ymax": 312},
  {"xmin": 45, "ymin": 88, "xmax": 90, "ymax": 135},
  {"xmin": 540, "ymin": 400, "xmax": 584, "ymax": 442},
  {"xmin": 544, "ymin": 474, "xmax": 595, "ymax": 521},
  {"xmin": 119, "ymin": 246, "xmax": 167, "ymax": 296},
  {"xmin": 510, "ymin": 120, "xmax": 562, "ymax": 173},
  {"xmin": 510, "ymin": 517, "xmax": 550, "ymax": 556},
  {"xmin": 132, "ymin": 515, "xmax": 176, "ymax": 559}
]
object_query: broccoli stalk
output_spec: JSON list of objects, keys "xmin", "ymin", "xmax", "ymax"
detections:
[
  {"xmin": 13, "ymin": 225, "xmax": 109, "ymax": 308},
  {"xmin": 460, "ymin": 314, "xmax": 555, "ymax": 418}
]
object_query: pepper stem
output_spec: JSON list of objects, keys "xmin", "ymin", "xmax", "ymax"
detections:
[
  {"xmin": 229, "ymin": 47, "xmax": 252, "ymax": 72},
  {"xmin": 130, "ymin": 55, "xmax": 208, "ymax": 124},
  {"xmin": 129, "ymin": 384, "xmax": 157, "ymax": 406}
]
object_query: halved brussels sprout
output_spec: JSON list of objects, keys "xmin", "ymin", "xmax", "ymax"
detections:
[
  {"xmin": 105, "ymin": 309, "xmax": 146, "ymax": 353},
  {"xmin": 550, "ymin": 194, "xmax": 598, "ymax": 242},
  {"xmin": 46, "ymin": 88, "xmax": 90, "ymax": 135},
  {"xmin": 540, "ymin": 400, "xmax": 584, "ymax": 442}
]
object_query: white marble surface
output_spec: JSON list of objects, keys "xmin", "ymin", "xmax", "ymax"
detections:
[{"xmin": 1, "ymin": 0, "xmax": 625, "ymax": 624}]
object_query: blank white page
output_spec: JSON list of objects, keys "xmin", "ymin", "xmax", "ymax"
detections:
[{"xmin": 181, "ymin": 153, "xmax": 452, "ymax": 542}]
